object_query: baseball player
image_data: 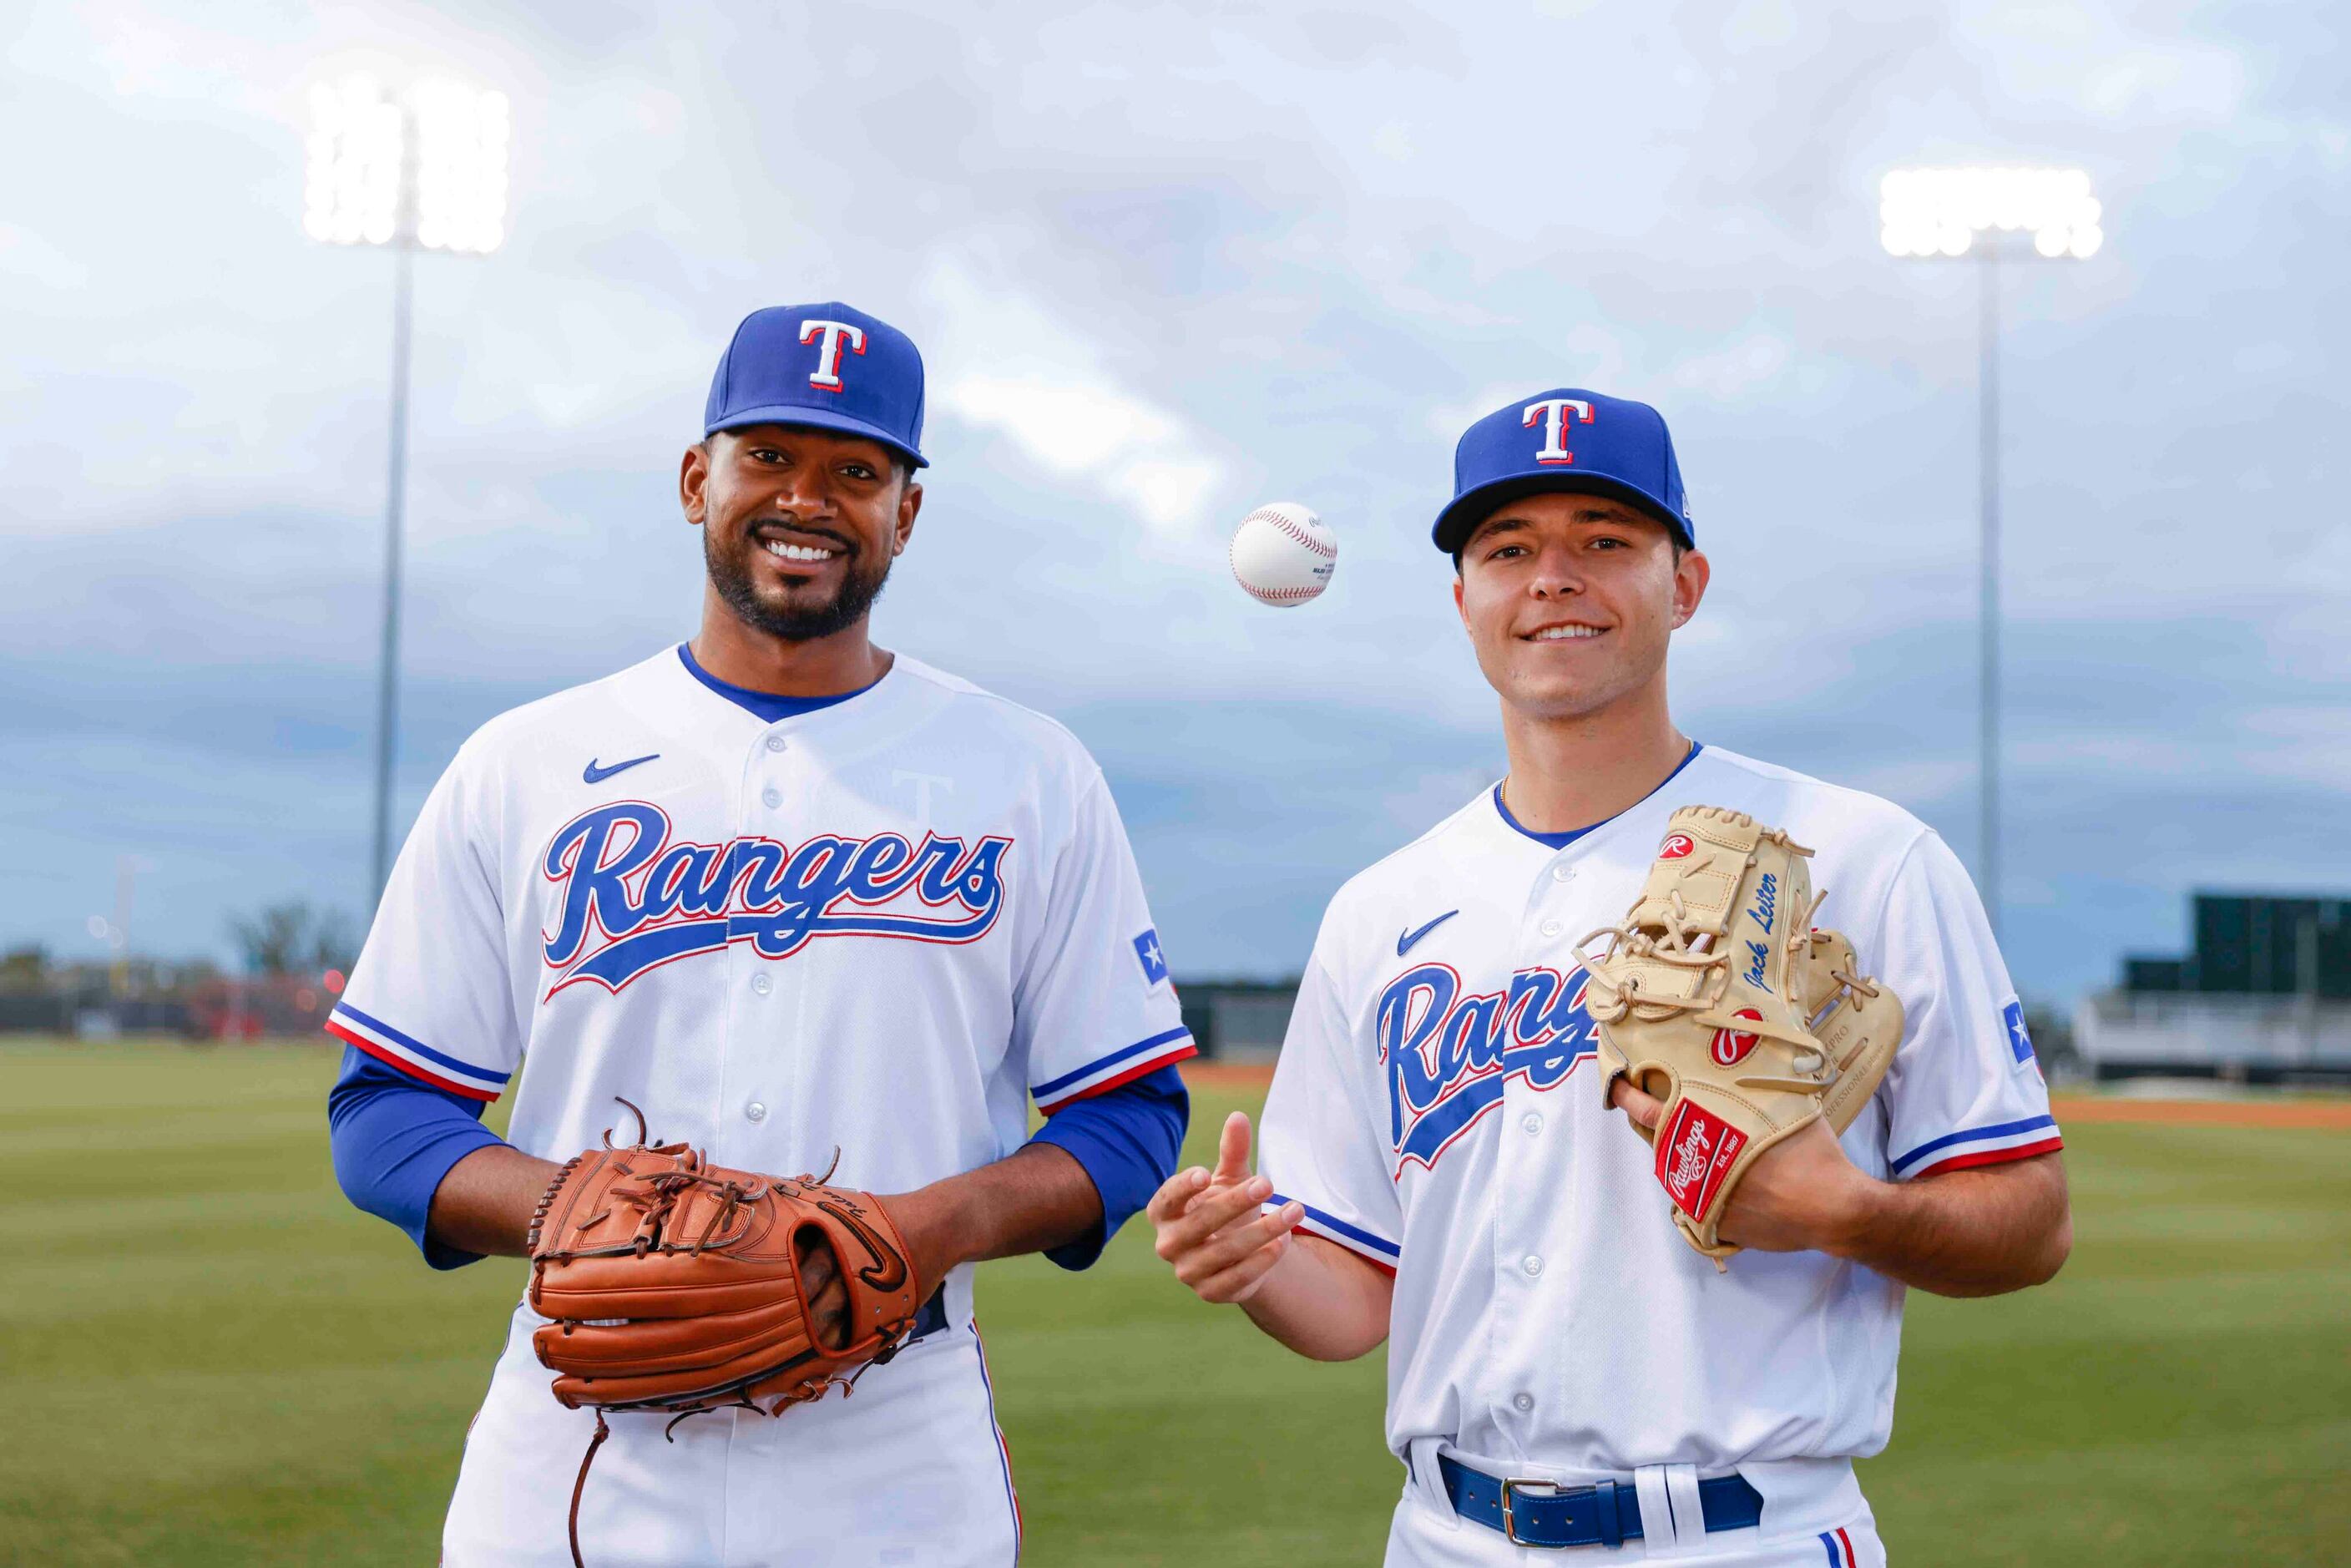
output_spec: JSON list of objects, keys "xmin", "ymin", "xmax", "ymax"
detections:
[
  {"xmin": 326, "ymin": 302, "xmax": 1197, "ymax": 1566},
  {"xmin": 1150, "ymin": 390, "xmax": 2071, "ymax": 1565}
]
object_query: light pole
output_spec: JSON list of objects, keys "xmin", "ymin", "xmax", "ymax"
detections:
[
  {"xmin": 304, "ymin": 75, "xmax": 509, "ymax": 908},
  {"xmin": 1879, "ymin": 166, "xmax": 2103, "ymax": 939}
]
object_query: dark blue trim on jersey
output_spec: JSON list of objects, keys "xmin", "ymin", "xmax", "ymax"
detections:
[
  {"xmin": 331, "ymin": 1001, "xmax": 509, "ymax": 1087},
  {"xmin": 1269, "ymin": 1192, "xmax": 1402, "ymax": 1260},
  {"xmin": 326, "ymin": 1045, "xmax": 505, "ymax": 1270},
  {"xmin": 1028, "ymin": 1065, "xmax": 1189, "ymax": 1271},
  {"xmin": 1493, "ymin": 741, "xmax": 1704, "ymax": 849},
  {"xmin": 1888, "ymin": 1114, "xmax": 2060, "ymax": 1176},
  {"xmin": 1031, "ymin": 1026, "xmax": 1192, "ymax": 1100},
  {"xmin": 675, "ymin": 643, "xmax": 881, "ymax": 723}
]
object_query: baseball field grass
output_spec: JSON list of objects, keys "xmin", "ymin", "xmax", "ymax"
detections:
[{"xmin": 1, "ymin": 1040, "xmax": 2344, "ymax": 1566}]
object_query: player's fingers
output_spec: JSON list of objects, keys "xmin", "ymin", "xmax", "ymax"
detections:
[
  {"xmin": 1611, "ymin": 1079, "xmax": 1666, "ymax": 1130},
  {"xmin": 1145, "ymin": 1166, "xmax": 1211, "ymax": 1224},
  {"xmin": 1171, "ymin": 1201, "xmax": 1302, "ymax": 1287},
  {"xmin": 1153, "ymin": 1174, "xmax": 1274, "ymax": 1261},
  {"xmin": 1195, "ymin": 1232, "xmax": 1292, "ymax": 1304},
  {"xmin": 794, "ymin": 1232, "xmax": 850, "ymax": 1350},
  {"xmin": 1211, "ymin": 1110, "xmax": 1254, "ymax": 1182}
]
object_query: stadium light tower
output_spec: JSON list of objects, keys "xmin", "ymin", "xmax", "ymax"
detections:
[
  {"xmin": 304, "ymin": 73, "xmax": 509, "ymax": 908},
  {"xmin": 1879, "ymin": 166, "xmax": 2102, "ymax": 940}
]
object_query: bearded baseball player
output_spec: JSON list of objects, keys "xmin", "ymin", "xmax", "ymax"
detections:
[
  {"xmin": 1150, "ymin": 389, "xmax": 2071, "ymax": 1565},
  {"xmin": 326, "ymin": 302, "xmax": 1196, "ymax": 1566}
]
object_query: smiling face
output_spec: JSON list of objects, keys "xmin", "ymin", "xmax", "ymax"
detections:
[
  {"xmin": 680, "ymin": 423, "xmax": 923, "ymax": 644},
  {"xmin": 1452, "ymin": 490, "xmax": 1709, "ymax": 723}
]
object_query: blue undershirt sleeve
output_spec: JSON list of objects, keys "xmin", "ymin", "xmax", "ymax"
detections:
[
  {"xmin": 1024, "ymin": 1064, "xmax": 1190, "ymax": 1272},
  {"xmin": 326, "ymin": 1044, "xmax": 507, "ymax": 1271}
]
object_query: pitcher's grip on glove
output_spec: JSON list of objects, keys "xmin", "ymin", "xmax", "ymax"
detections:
[
  {"xmin": 526, "ymin": 1100, "xmax": 920, "ymax": 1568},
  {"xmin": 1576, "ymin": 806, "xmax": 1904, "ymax": 1267}
]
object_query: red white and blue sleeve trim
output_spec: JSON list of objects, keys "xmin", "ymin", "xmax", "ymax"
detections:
[
  {"xmin": 1888, "ymin": 1114, "xmax": 2063, "ymax": 1180},
  {"xmin": 326, "ymin": 1003, "xmax": 511, "ymax": 1103},
  {"xmin": 1819, "ymin": 1525, "xmax": 1860, "ymax": 1565},
  {"xmin": 1267, "ymin": 1191, "xmax": 1401, "ymax": 1274},
  {"xmin": 1032, "ymin": 1026, "xmax": 1196, "ymax": 1112}
]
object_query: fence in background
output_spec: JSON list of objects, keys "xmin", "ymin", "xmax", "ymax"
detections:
[{"xmin": 2074, "ymin": 991, "xmax": 2351, "ymax": 1084}]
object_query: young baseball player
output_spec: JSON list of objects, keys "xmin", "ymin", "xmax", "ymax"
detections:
[
  {"xmin": 326, "ymin": 302, "xmax": 1197, "ymax": 1566},
  {"xmin": 1150, "ymin": 390, "xmax": 2071, "ymax": 1565}
]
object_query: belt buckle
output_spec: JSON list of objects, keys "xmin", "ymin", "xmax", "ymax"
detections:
[{"xmin": 1499, "ymin": 1476, "xmax": 1567, "ymax": 1547}]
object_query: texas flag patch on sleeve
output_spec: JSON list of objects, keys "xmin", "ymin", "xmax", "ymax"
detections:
[{"xmin": 1132, "ymin": 928, "xmax": 1170, "ymax": 987}]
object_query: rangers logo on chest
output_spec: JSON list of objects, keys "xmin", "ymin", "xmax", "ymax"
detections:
[
  {"xmin": 1379, "ymin": 961, "xmax": 1598, "ymax": 1172},
  {"xmin": 539, "ymin": 802, "xmax": 1012, "ymax": 996}
]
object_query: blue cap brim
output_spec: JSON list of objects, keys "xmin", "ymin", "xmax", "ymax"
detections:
[
  {"xmin": 707, "ymin": 403, "xmax": 929, "ymax": 468},
  {"xmin": 1433, "ymin": 472, "xmax": 1689, "ymax": 554}
]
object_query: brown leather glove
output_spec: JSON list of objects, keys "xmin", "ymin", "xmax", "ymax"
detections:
[{"xmin": 526, "ymin": 1103, "xmax": 921, "ymax": 1566}]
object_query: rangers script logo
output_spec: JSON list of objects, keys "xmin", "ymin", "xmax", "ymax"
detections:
[
  {"xmin": 538, "ymin": 802, "xmax": 1011, "ymax": 996},
  {"xmin": 1378, "ymin": 962, "xmax": 1597, "ymax": 1172}
]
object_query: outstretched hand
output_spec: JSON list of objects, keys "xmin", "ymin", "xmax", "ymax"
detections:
[
  {"xmin": 1147, "ymin": 1111, "xmax": 1304, "ymax": 1304},
  {"xmin": 1609, "ymin": 1080, "xmax": 1873, "ymax": 1254}
]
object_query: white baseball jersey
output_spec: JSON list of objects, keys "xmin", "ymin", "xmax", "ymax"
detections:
[
  {"xmin": 331, "ymin": 645, "xmax": 1193, "ymax": 1566},
  {"xmin": 1258, "ymin": 745, "xmax": 2059, "ymax": 1553}
]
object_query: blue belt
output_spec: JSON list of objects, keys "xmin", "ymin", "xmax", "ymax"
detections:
[
  {"xmin": 906, "ymin": 1288, "xmax": 950, "ymax": 1344},
  {"xmin": 1438, "ymin": 1454, "xmax": 1764, "ymax": 1550}
]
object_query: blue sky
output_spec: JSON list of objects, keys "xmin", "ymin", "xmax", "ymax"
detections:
[{"xmin": 3, "ymin": 0, "xmax": 2346, "ymax": 1004}]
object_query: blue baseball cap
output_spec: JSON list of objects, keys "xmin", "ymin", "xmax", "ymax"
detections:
[
  {"xmin": 1432, "ymin": 388, "xmax": 1691, "ymax": 553},
  {"xmin": 704, "ymin": 302, "xmax": 928, "ymax": 468}
]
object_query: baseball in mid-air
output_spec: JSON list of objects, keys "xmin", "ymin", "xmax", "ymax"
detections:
[{"xmin": 1229, "ymin": 501, "xmax": 1337, "ymax": 607}]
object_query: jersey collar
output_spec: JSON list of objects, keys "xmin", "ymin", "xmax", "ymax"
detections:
[{"xmin": 1491, "ymin": 741, "xmax": 1704, "ymax": 850}]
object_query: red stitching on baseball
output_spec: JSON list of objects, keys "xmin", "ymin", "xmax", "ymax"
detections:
[{"xmin": 1242, "ymin": 507, "xmax": 1336, "ymax": 559}]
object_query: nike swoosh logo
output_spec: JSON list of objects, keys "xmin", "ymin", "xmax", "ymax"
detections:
[
  {"xmin": 583, "ymin": 753, "xmax": 660, "ymax": 784},
  {"xmin": 1397, "ymin": 910, "xmax": 1460, "ymax": 958},
  {"xmin": 817, "ymin": 1196, "xmax": 911, "ymax": 1293}
]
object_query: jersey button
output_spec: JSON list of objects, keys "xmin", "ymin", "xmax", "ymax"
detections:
[
  {"xmin": 751, "ymin": 972, "xmax": 772, "ymax": 995},
  {"xmin": 761, "ymin": 786, "xmax": 782, "ymax": 809},
  {"xmin": 1539, "ymin": 919, "xmax": 1562, "ymax": 938},
  {"xmin": 1552, "ymin": 864, "xmax": 1575, "ymax": 883},
  {"xmin": 745, "ymin": 1100, "xmax": 767, "ymax": 1123},
  {"xmin": 1522, "ymin": 1112, "xmax": 1544, "ymax": 1136},
  {"xmin": 765, "ymin": 734, "xmax": 787, "ymax": 753},
  {"xmin": 1513, "ymin": 1392, "xmax": 1534, "ymax": 1413},
  {"xmin": 1522, "ymin": 1253, "xmax": 1544, "ymax": 1277}
]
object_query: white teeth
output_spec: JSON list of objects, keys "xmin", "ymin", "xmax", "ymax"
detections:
[
  {"xmin": 764, "ymin": 539, "xmax": 835, "ymax": 562},
  {"xmin": 1532, "ymin": 625, "xmax": 1603, "ymax": 641}
]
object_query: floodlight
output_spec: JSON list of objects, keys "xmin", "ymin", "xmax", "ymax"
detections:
[
  {"xmin": 304, "ymin": 76, "xmax": 404, "ymax": 246},
  {"xmin": 302, "ymin": 73, "xmax": 509, "ymax": 255},
  {"xmin": 411, "ymin": 79, "xmax": 510, "ymax": 254},
  {"xmin": 1878, "ymin": 167, "xmax": 2102, "ymax": 260},
  {"xmin": 299, "ymin": 68, "xmax": 513, "ymax": 906}
]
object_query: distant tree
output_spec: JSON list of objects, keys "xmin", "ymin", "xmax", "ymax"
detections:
[
  {"xmin": 0, "ymin": 945, "xmax": 50, "ymax": 992},
  {"xmin": 229, "ymin": 903, "xmax": 358, "ymax": 978}
]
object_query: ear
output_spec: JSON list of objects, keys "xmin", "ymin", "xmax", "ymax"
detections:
[
  {"xmin": 1452, "ymin": 569, "xmax": 1469, "ymax": 630},
  {"xmin": 892, "ymin": 478, "xmax": 923, "ymax": 557},
  {"xmin": 1670, "ymin": 547, "xmax": 1711, "ymax": 630},
  {"xmin": 680, "ymin": 442, "xmax": 713, "ymax": 526}
]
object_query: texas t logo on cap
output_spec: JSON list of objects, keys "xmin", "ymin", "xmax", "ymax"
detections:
[
  {"xmin": 1523, "ymin": 397, "xmax": 1594, "ymax": 465},
  {"xmin": 705, "ymin": 301, "xmax": 928, "ymax": 467},
  {"xmin": 797, "ymin": 319, "xmax": 867, "ymax": 392},
  {"xmin": 1433, "ymin": 385, "xmax": 1691, "ymax": 554}
]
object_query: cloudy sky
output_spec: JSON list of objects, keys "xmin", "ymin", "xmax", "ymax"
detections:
[{"xmin": 4, "ymin": 0, "xmax": 2345, "ymax": 1005}]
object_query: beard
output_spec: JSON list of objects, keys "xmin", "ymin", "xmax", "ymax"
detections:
[{"xmin": 704, "ymin": 524, "xmax": 894, "ymax": 643}]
